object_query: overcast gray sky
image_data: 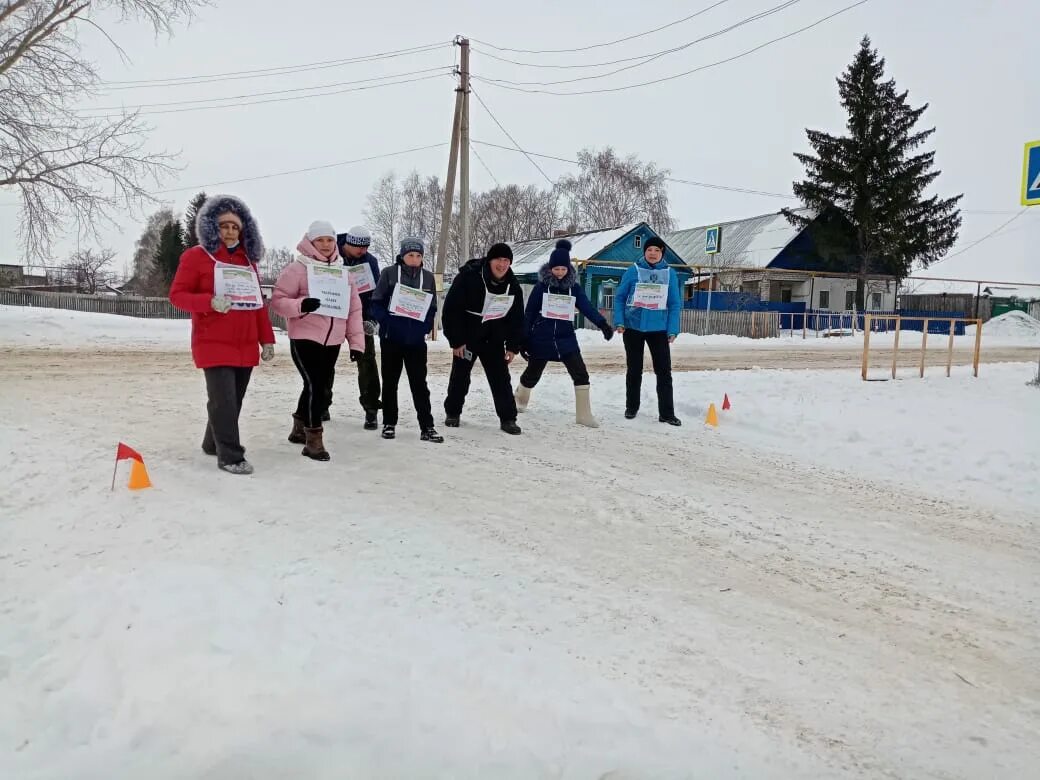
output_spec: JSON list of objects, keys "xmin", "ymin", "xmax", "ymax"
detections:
[{"xmin": 1, "ymin": 0, "xmax": 1037, "ymax": 282}]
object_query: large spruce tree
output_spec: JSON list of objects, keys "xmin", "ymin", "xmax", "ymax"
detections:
[
  {"xmin": 182, "ymin": 191, "xmax": 207, "ymax": 248},
  {"xmin": 785, "ymin": 36, "xmax": 962, "ymax": 308},
  {"xmin": 151, "ymin": 219, "xmax": 186, "ymax": 292}
]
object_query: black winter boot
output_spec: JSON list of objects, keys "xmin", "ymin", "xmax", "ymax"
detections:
[
  {"xmin": 364, "ymin": 409, "xmax": 379, "ymax": 430},
  {"xmin": 381, "ymin": 425, "xmax": 396, "ymax": 440},
  {"xmin": 500, "ymin": 420, "xmax": 522, "ymax": 435},
  {"xmin": 421, "ymin": 427, "xmax": 444, "ymax": 443}
]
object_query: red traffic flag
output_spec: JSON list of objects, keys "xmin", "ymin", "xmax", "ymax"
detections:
[
  {"xmin": 722, "ymin": 393, "xmax": 731, "ymax": 411},
  {"xmin": 115, "ymin": 442, "xmax": 144, "ymax": 463},
  {"xmin": 112, "ymin": 442, "xmax": 145, "ymax": 491}
]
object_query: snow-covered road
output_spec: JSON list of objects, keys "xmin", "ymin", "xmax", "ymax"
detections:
[{"xmin": 2, "ymin": 342, "xmax": 1038, "ymax": 778}]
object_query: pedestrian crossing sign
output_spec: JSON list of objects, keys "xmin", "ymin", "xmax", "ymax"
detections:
[
  {"xmin": 1022, "ymin": 140, "xmax": 1040, "ymax": 206},
  {"xmin": 705, "ymin": 226, "xmax": 721, "ymax": 254}
]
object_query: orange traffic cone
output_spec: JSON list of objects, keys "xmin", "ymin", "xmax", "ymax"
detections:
[
  {"xmin": 722, "ymin": 393, "xmax": 731, "ymax": 411},
  {"xmin": 705, "ymin": 403, "xmax": 719, "ymax": 427},
  {"xmin": 128, "ymin": 458, "xmax": 153, "ymax": 490}
]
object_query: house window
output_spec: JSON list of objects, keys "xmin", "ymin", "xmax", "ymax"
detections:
[
  {"xmin": 818, "ymin": 290, "xmax": 830, "ymax": 309},
  {"xmin": 871, "ymin": 292, "xmax": 883, "ymax": 310},
  {"xmin": 843, "ymin": 290, "xmax": 854, "ymax": 310},
  {"xmin": 780, "ymin": 287, "xmax": 793, "ymax": 303},
  {"xmin": 634, "ymin": 235, "xmax": 642, "ymax": 249},
  {"xmin": 600, "ymin": 284, "xmax": 615, "ymax": 310}
]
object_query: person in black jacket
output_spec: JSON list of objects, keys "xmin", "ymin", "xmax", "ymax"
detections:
[
  {"xmin": 441, "ymin": 242, "xmax": 526, "ymax": 435},
  {"xmin": 336, "ymin": 226, "xmax": 382, "ymax": 430},
  {"xmin": 369, "ymin": 237, "xmax": 443, "ymax": 443}
]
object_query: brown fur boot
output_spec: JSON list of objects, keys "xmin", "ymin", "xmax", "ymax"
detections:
[
  {"xmin": 288, "ymin": 415, "xmax": 305, "ymax": 444},
  {"xmin": 301, "ymin": 426, "xmax": 330, "ymax": 461}
]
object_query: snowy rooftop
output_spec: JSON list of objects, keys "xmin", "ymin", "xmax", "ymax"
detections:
[
  {"xmin": 510, "ymin": 224, "xmax": 639, "ymax": 275},
  {"xmin": 665, "ymin": 208, "xmax": 814, "ymax": 269}
]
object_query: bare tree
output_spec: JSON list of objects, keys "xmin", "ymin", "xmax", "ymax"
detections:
[
  {"xmin": 130, "ymin": 206, "xmax": 174, "ymax": 287},
  {"xmin": 63, "ymin": 247, "xmax": 115, "ymax": 293},
  {"xmin": 559, "ymin": 147, "xmax": 674, "ymax": 232},
  {"xmin": 0, "ymin": 1, "xmax": 208, "ymax": 259},
  {"xmin": 261, "ymin": 246, "xmax": 293, "ymax": 282},
  {"xmin": 363, "ymin": 172, "xmax": 401, "ymax": 265}
]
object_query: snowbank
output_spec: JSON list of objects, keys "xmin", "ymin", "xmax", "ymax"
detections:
[
  {"xmin": 967, "ymin": 310, "xmax": 1040, "ymax": 345},
  {"xmin": 0, "ymin": 304, "xmax": 193, "ymax": 348}
]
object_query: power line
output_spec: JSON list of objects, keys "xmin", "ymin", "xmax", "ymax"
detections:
[
  {"xmin": 469, "ymin": 89, "xmax": 556, "ymax": 187},
  {"xmin": 101, "ymin": 42, "xmax": 451, "ymax": 88},
  {"xmin": 470, "ymin": 0, "xmax": 735, "ymax": 54},
  {"xmin": 472, "ymin": 0, "xmax": 871, "ymax": 96},
  {"xmin": 472, "ymin": 139, "xmax": 795, "ymax": 199},
  {"xmin": 87, "ymin": 67, "xmax": 451, "ymax": 112},
  {"xmin": 151, "ymin": 142, "xmax": 448, "ymax": 195},
  {"xmin": 933, "ymin": 209, "xmax": 1030, "ymax": 265},
  {"xmin": 81, "ymin": 72, "xmax": 451, "ymax": 118},
  {"xmin": 471, "ymin": 146, "xmax": 502, "ymax": 187},
  {"xmin": 476, "ymin": 0, "xmax": 803, "ymax": 88}
]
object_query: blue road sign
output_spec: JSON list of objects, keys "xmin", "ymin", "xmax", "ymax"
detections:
[
  {"xmin": 1022, "ymin": 141, "xmax": 1040, "ymax": 206},
  {"xmin": 705, "ymin": 225, "xmax": 721, "ymax": 254}
]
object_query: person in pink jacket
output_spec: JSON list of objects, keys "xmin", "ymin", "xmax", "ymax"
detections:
[{"xmin": 272, "ymin": 220, "xmax": 364, "ymax": 461}]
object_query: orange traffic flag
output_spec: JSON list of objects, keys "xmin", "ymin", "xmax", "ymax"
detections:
[
  {"xmin": 705, "ymin": 403, "xmax": 719, "ymax": 427},
  {"xmin": 128, "ymin": 459, "xmax": 153, "ymax": 490},
  {"xmin": 113, "ymin": 442, "xmax": 150, "ymax": 490}
]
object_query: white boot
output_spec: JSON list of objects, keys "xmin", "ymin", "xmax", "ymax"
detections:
[
  {"xmin": 574, "ymin": 385, "xmax": 599, "ymax": 428},
  {"xmin": 515, "ymin": 384, "xmax": 531, "ymax": 413}
]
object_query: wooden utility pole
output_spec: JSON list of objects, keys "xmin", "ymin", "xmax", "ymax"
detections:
[
  {"xmin": 459, "ymin": 38, "xmax": 471, "ymax": 268},
  {"xmin": 432, "ymin": 36, "xmax": 469, "ymax": 340}
]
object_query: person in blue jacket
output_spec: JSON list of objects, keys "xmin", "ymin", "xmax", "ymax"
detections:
[
  {"xmin": 613, "ymin": 236, "xmax": 683, "ymax": 426},
  {"xmin": 369, "ymin": 237, "xmax": 443, "ymax": 443},
  {"xmin": 515, "ymin": 239, "xmax": 613, "ymax": 427}
]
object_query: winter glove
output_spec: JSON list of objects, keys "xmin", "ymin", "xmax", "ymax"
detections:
[
  {"xmin": 599, "ymin": 322, "xmax": 614, "ymax": 341},
  {"xmin": 211, "ymin": 296, "xmax": 232, "ymax": 314},
  {"xmin": 349, "ymin": 349, "xmax": 364, "ymax": 362},
  {"xmin": 261, "ymin": 344, "xmax": 275, "ymax": 362},
  {"xmin": 363, "ymin": 319, "xmax": 377, "ymax": 336},
  {"xmin": 300, "ymin": 297, "xmax": 321, "ymax": 314}
]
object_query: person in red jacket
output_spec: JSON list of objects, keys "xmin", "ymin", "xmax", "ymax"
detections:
[{"xmin": 169, "ymin": 194, "xmax": 275, "ymax": 475}]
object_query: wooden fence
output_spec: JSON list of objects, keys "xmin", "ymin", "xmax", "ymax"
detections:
[
  {"xmin": 0, "ymin": 288, "xmax": 290, "ymax": 330},
  {"xmin": 588, "ymin": 308, "xmax": 780, "ymax": 338},
  {"xmin": 898, "ymin": 293, "xmax": 993, "ymax": 321},
  {"xmin": 0, "ymin": 288, "xmax": 190, "ymax": 318}
]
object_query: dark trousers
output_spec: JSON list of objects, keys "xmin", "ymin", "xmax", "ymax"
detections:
[
  {"xmin": 444, "ymin": 343, "xmax": 518, "ymax": 422},
  {"xmin": 520, "ymin": 351, "xmax": 590, "ymax": 388},
  {"xmin": 201, "ymin": 366, "xmax": 252, "ymax": 466},
  {"xmin": 356, "ymin": 333, "xmax": 381, "ymax": 411},
  {"xmin": 380, "ymin": 339, "xmax": 433, "ymax": 428},
  {"xmin": 290, "ymin": 339, "xmax": 341, "ymax": 428},
  {"xmin": 623, "ymin": 329, "xmax": 674, "ymax": 417},
  {"xmin": 327, "ymin": 335, "xmax": 380, "ymax": 412}
]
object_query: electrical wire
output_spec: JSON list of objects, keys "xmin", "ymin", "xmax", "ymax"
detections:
[
  {"xmin": 101, "ymin": 42, "xmax": 451, "ymax": 88},
  {"xmin": 472, "ymin": 139, "xmax": 794, "ymax": 198},
  {"xmin": 470, "ymin": 0, "xmax": 735, "ymax": 54},
  {"xmin": 476, "ymin": 0, "xmax": 802, "ymax": 87},
  {"xmin": 933, "ymin": 209, "xmax": 1030, "ymax": 264},
  {"xmin": 87, "ymin": 67, "xmax": 451, "ymax": 112},
  {"xmin": 81, "ymin": 72, "xmax": 451, "ymax": 118},
  {"xmin": 151, "ymin": 142, "xmax": 449, "ymax": 195},
  {"xmin": 472, "ymin": 0, "xmax": 870, "ymax": 96},
  {"xmin": 469, "ymin": 89, "xmax": 556, "ymax": 186},
  {"xmin": 471, "ymin": 146, "xmax": 502, "ymax": 187}
]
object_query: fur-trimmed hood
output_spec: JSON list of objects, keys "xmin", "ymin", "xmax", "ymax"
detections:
[
  {"xmin": 538, "ymin": 262, "xmax": 576, "ymax": 290},
  {"xmin": 195, "ymin": 194, "xmax": 265, "ymax": 264}
]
